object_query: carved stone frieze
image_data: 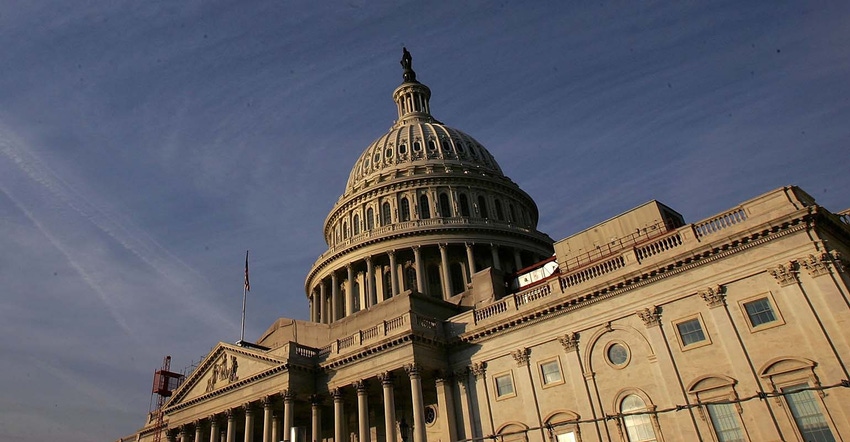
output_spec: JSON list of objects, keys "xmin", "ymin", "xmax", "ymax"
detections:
[
  {"xmin": 637, "ymin": 306, "xmax": 662, "ymax": 327},
  {"xmin": 800, "ymin": 253, "xmax": 830, "ymax": 277},
  {"xmin": 205, "ymin": 354, "xmax": 239, "ymax": 393},
  {"xmin": 470, "ymin": 361, "xmax": 487, "ymax": 380},
  {"xmin": 558, "ymin": 332, "xmax": 580, "ymax": 352},
  {"xmin": 511, "ymin": 347, "xmax": 530, "ymax": 366},
  {"xmin": 699, "ymin": 285, "xmax": 726, "ymax": 308},
  {"xmin": 768, "ymin": 262, "xmax": 797, "ymax": 286}
]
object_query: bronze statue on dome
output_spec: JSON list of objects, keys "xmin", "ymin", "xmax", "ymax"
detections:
[{"xmin": 401, "ymin": 47, "xmax": 416, "ymax": 82}]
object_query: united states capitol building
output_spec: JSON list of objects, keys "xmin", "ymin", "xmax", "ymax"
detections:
[{"xmin": 123, "ymin": 50, "xmax": 850, "ymax": 442}]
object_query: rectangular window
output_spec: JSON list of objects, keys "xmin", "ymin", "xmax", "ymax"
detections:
[
  {"xmin": 706, "ymin": 403, "xmax": 745, "ymax": 442},
  {"xmin": 494, "ymin": 373, "xmax": 515, "ymax": 398},
  {"xmin": 555, "ymin": 432, "xmax": 577, "ymax": 442},
  {"xmin": 783, "ymin": 384, "xmax": 836, "ymax": 442},
  {"xmin": 743, "ymin": 297, "xmax": 777, "ymax": 327},
  {"xmin": 540, "ymin": 360, "xmax": 562, "ymax": 385},
  {"xmin": 676, "ymin": 318, "xmax": 707, "ymax": 346}
]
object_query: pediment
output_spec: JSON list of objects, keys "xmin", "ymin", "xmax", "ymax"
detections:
[{"xmin": 166, "ymin": 342, "xmax": 287, "ymax": 408}]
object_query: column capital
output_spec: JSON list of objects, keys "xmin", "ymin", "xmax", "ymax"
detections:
[
  {"xmin": 378, "ymin": 371, "xmax": 394, "ymax": 385},
  {"xmin": 388, "ymin": 250, "xmax": 396, "ymax": 258},
  {"xmin": 194, "ymin": 419, "xmax": 202, "ymax": 428},
  {"xmin": 261, "ymin": 395, "xmax": 273, "ymax": 408},
  {"xmin": 469, "ymin": 361, "xmax": 487, "ymax": 380},
  {"xmin": 768, "ymin": 261, "xmax": 797, "ymax": 286},
  {"xmin": 209, "ymin": 413, "xmax": 220, "ymax": 424},
  {"xmin": 310, "ymin": 393, "xmax": 323, "ymax": 406},
  {"xmin": 281, "ymin": 389, "xmax": 294, "ymax": 401},
  {"xmin": 830, "ymin": 250, "xmax": 846, "ymax": 272},
  {"xmin": 510, "ymin": 347, "xmax": 530, "ymax": 366},
  {"xmin": 558, "ymin": 332, "xmax": 580, "ymax": 352},
  {"xmin": 404, "ymin": 363, "xmax": 422, "ymax": 378},
  {"xmin": 800, "ymin": 253, "xmax": 831, "ymax": 277},
  {"xmin": 354, "ymin": 379, "xmax": 369, "ymax": 393},
  {"xmin": 434, "ymin": 369, "xmax": 452, "ymax": 385},
  {"xmin": 366, "ymin": 255, "xmax": 373, "ymax": 264},
  {"xmin": 637, "ymin": 305, "xmax": 662, "ymax": 328},
  {"xmin": 699, "ymin": 285, "xmax": 726, "ymax": 308},
  {"xmin": 331, "ymin": 387, "xmax": 344, "ymax": 400},
  {"xmin": 225, "ymin": 408, "xmax": 236, "ymax": 419},
  {"xmin": 242, "ymin": 402, "xmax": 254, "ymax": 414}
]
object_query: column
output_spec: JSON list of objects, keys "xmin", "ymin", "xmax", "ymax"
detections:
[
  {"xmin": 465, "ymin": 243, "xmax": 476, "ymax": 280},
  {"xmin": 379, "ymin": 372, "xmax": 397, "ymax": 442},
  {"xmin": 311, "ymin": 395, "xmax": 322, "ymax": 442},
  {"xmin": 271, "ymin": 413, "xmax": 279, "ymax": 442},
  {"xmin": 262, "ymin": 396, "xmax": 273, "ymax": 442},
  {"xmin": 283, "ymin": 390, "xmax": 294, "ymax": 442},
  {"xmin": 490, "ymin": 245, "xmax": 501, "ymax": 271},
  {"xmin": 180, "ymin": 426, "xmax": 190, "ymax": 442},
  {"xmin": 195, "ymin": 420, "xmax": 203, "ymax": 442},
  {"xmin": 355, "ymin": 380, "xmax": 371, "ymax": 442},
  {"xmin": 346, "ymin": 264, "xmax": 355, "ymax": 315},
  {"xmin": 366, "ymin": 257, "xmax": 376, "ymax": 307},
  {"xmin": 513, "ymin": 249, "xmax": 522, "ymax": 271},
  {"xmin": 413, "ymin": 246, "xmax": 425, "ymax": 294},
  {"xmin": 439, "ymin": 244, "xmax": 451, "ymax": 300},
  {"xmin": 210, "ymin": 415, "xmax": 220, "ymax": 442},
  {"xmin": 244, "ymin": 403, "xmax": 255, "ymax": 442},
  {"xmin": 435, "ymin": 375, "xmax": 458, "ymax": 442},
  {"xmin": 404, "ymin": 364, "xmax": 427, "ymax": 442},
  {"xmin": 226, "ymin": 409, "xmax": 236, "ymax": 442},
  {"xmin": 331, "ymin": 272, "xmax": 339, "ymax": 322},
  {"xmin": 167, "ymin": 430, "xmax": 177, "ymax": 442},
  {"xmin": 333, "ymin": 388, "xmax": 345, "ymax": 442},
  {"xmin": 319, "ymin": 283, "xmax": 327, "ymax": 324},
  {"xmin": 309, "ymin": 293, "xmax": 315, "ymax": 323},
  {"xmin": 388, "ymin": 251, "xmax": 399, "ymax": 296}
]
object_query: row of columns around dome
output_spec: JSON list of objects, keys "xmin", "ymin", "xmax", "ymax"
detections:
[
  {"xmin": 329, "ymin": 186, "xmax": 533, "ymax": 246},
  {"xmin": 164, "ymin": 364, "xmax": 459, "ymax": 442},
  {"xmin": 309, "ymin": 242, "xmax": 537, "ymax": 324}
]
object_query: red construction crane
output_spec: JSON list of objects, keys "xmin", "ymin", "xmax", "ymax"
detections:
[{"xmin": 149, "ymin": 356, "xmax": 184, "ymax": 442}]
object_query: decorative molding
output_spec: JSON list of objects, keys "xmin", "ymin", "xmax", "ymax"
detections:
[
  {"xmin": 637, "ymin": 306, "xmax": 662, "ymax": 328},
  {"xmin": 511, "ymin": 347, "xmax": 530, "ymax": 366},
  {"xmin": 558, "ymin": 332, "xmax": 580, "ymax": 352},
  {"xmin": 768, "ymin": 262, "xmax": 797, "ymax": 286},
  {"xmin": 800, "ymin": 253, "xmax": 830, "ymax": 277},
  {"xmin": 699, "ymin": 285, "xmax": 726, "ymax": 308},
  {"xmin": 470, "ymin": 361, "xmax": 487, "ymax": 380}
]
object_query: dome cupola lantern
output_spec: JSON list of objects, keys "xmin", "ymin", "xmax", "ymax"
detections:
[{"xmin": 393, "ymin": 48, "xmax": 437, "ymax": 128}]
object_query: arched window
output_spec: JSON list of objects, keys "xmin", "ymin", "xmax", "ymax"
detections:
[
  {"xmin": 383, "ymin": 271, "xmax": 393, "ymax": 299},
  {"xmin": 509, "ymin": 204, "xmax": 517, "ymax": 223},
  {"xmin": 352, "ymin": 281, "xmax": 361, "ymax": 312},
  {"xmin": 439, "ymin": 193, "xmax": 452, "ymax": 217},
  {"xmin": 405, "ymin": 266, "xmax": 417, "ymax": 292},
  {"xmin": 450, "ymin": 262, "xmax": 465, "ymax": 295},
  {"xmin": 459, "ymin": 193, "xmax": 470, "ymax": 217},
  {"xmin": 419, "ymin": 194, "xmax": 431, "ymax": 219},
  {"xmin": 400, "ymin": 197, "xmax": 411, "ymax": 222},
  {"xmin": 366, "ymin": 208, "xmax": 374, "ymax": 230},
  {"xmin": 478, "ymin": 196, "xmax": 489, "ymax": 219},
  {"xmin": 621, "ymin": 395, "xmax": 658, "ymax": 442},
  {"xmin": 381, "ymin": 202, "xmax": 392, "ymax": 225},
  {"xmin": 495, "ymin": 199, "xmax": 504, "ymax": 221},
  {"xmin": 353, "ymin": 215, "xmax": 360, "ymax": 235},
  {"xmin": 343, "ymin": 222, "xmax": 348, "ymax": 239}
]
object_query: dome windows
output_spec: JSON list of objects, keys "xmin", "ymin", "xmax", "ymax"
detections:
[
  {"xmin": 400, "ymin": 197, "xmax": 411, "ymax": 222},
  {"xmin": 385, "ymin": 148, "xmax": 394, "ymax": 159},
  {"xmin": 399, "ymin": 144, "xmax": 407, "ymax": 154},
  {"xmin": 413, "ymin": 141, "xmax": 422, "ymax": 152},
  {"xmin": 428, "ymin": 140, "xmax": 437, "ymax": 151},
  {"xmin": 419, "ymin": 194, "xmax": 431, "ymax": 219},
  {"xmin": 478, "ymin": 195, "xmax": 489, "ymax": 219},
  {"xmin": 381, "ymin": 202, "xmax": 392, "ymax": 225},
  {"xmin": 439, "ymin": 193, "xmax": 452, "ymax": 217}
]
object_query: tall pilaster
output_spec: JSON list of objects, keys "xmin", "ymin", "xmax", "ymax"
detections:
[
  {"xmin": 439, "ymin": 243, "xmax": 451, "ymax": 299},
  {"xmin": 470, "ymin": 362, "xmax": 494, "ymax": 437},
  {"xmin": 243, "ymin": 403, "xmax": 255, "ymax": 442},
  {"xmin": 347, "ymin": 264, "xmax": 355, "ymax": 315},
  {"xmin": 366, "ymin": 256, "xmax": 376, "ymax": 307},
  {"xmin": 435, "ymin": 374, "xmax": 458, "ymax": 442},
  {"xmin": 389, "ymin": 251, "xmax": 399, "ymax": 296},
  {"xmin": 310, "ymin": 395, "xmax": 322, "ymax": 442},
  {"xmin": 319, "ymin": 282, "xmax": 327, "ymax": 324},
  {"xmin": 225, "ymin": 409, "xmax": 236, "ymax": 442},
  {"xmin": 355, "ymin": 380, "xmax": 371, "ymax": 442},
  {"xmin": 404, "ymin": 364, "xmax": 427, "ymax": 442},
  {"xmin": 261, "ymin": 396, "xmax": 273, "ymax": 442},
  {"xmin": 332, "ymin": 388, "xmax": 345, "ymax": 442},
  {"xmin": 455, "ymin": 370, "xmax": 476, "ymax": 441},
  {"xmin": 465, "ymin": 243, "xmax": 476, "ymax": 280},
  {"xmin": 379, "ymin": 372, "xmax": 397, "ymax": 442},
  {"xmin": 413, "ymin": 246, "xmax": 425, "ymax": 294},
  {"xmin": 283, "ymin": 390, "xmax": 294, "ymax": 442}
]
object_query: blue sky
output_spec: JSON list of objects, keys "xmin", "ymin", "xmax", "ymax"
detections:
[{"xmin": 1, "ymin": 1, "xmax": 848, "ymax": 440}]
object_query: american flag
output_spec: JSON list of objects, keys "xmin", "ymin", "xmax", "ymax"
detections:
[{"xmin": 244, "ymin": 250, "xmax": 250, "ymax": 292}]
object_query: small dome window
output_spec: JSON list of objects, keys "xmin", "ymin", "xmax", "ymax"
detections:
[
  {"xmin": 456, "ymin": 142, "xmax": 465, "ymax": 153},
  {"xmin": 364, "ymin": 158, "xmax": 371, "ymax": 168},
  {"xmin": 374, "ymin": 153, "xmax": 381, "ymax": 163},
  {"xmin": 399, "ymin": 144, "xmax": 407, "ymax": 154},
  {"xmin": 428, "ymin": 140, "xmax": 436, "ymax": 151},
  {"xmin": 413, "ymin": 141, "xmax": 422, "ymax": 152},
  {"xmin": 385, "ymin": 148, "xmax": 394, "ymax": 158}
]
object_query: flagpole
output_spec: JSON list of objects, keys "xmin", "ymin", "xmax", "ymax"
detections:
[{"xmin": 240, "ymin": 250, "xmax": 249, "ymax": 344}]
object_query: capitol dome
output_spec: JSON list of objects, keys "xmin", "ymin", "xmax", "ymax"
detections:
[{"xmin": 305, "ymin": 49, "xmax": 553, "ymax": 322}]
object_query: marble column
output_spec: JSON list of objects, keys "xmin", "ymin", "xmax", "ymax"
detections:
[
  {"xmin": 366, "ymin": 256, "xmax": 376, "ymax": 307},
  {"xmin": 379, "ymin": 372, "xmax": 397, "ymax": 442},
  {"xmin": 226, "ymin": 409, "xmax": 236, "ymax": 442},
  {"xmin": 244, "ymin": 403, "xmax": 255, "ymax": 442},
  {"xmin": 283, "ymin": 390, "xmax": 294, "ymax": 442},
  {"xmin": 210, "ymin": 415, "xmax": 220, "ymax": 442},
  {"xmin": 331, "ymin": 272, "xmax": 340, "ymax": 322},
  {"xmin": 435, "ymin": 375, "xmax": 458, "ymax": 442},
  {"xmin": 346, "ymin": 264, "xmax": 355, "ymax": 314},
  {"xmin": 439, "ymin": 244, "xmax": 451, "ymax": 300},
  {"xmin": 388, "ymin": 251, "xmax": 399, "ymax": 296},
  {"xmin": 413, "ymin": 246, "xmax": 425, "ymax": 294},
  {"xmin": 195, "ymin": 420, "xmax": 203, "ymax": 442},
  {"xmin": 262, "ymin": 396, "xmax": 273, "ymax": 442},
  {"xmin": 319, "ymin": 283, "xmax": 327, "ymax": 324},
  {"xmin": 404, "ymin": 364, "xmax": 427, "ymax": 442},
  {"xmin": 513, "ymin": 249, "xmax": 522, "ymax": 271},
  {"xmin": 490, "ymin": 245, "xmax": 501, "ymax": 271},
  {"xmin": 311, "ymin": 395, "xmax": 322, "ymax": 442},
  {"xmin": 332, "ymin": 388, "xmax": 345, "ymax": 442},
  {"xmin": 270, "ymin": 413, "xmax": 279, "ymax": 442},
  {"xmin": 167, "ymin": 430, "xmax": 177, "ymax": 442},
  {"xmin": 465, "ymin": 243, "xmax": 476, "ymax": 280},
  {"xmin": 180, "ymin": 426, "xmax": 190, "ymax": 442},
  {"xmin": 355, "ymin": 380, "xmax": 371, "ymax": 442}
]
